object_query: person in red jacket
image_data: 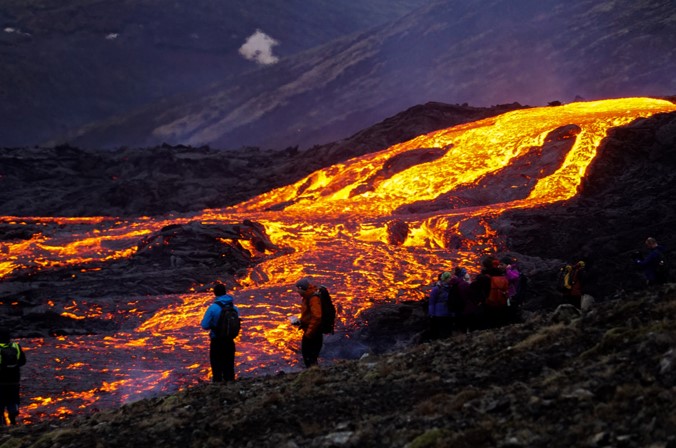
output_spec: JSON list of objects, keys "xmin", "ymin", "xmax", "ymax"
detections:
[{"xmin": 294, "ymin": 278, "xmax": 324, "ymax": 368}]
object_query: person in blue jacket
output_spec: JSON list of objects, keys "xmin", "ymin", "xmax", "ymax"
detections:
[
  {"xmin": 634, "ymin": 237, "xmax": 668, "ymax": 286},
  {"xmin": 200, "ymin": 283, "xmax": 239, "ymax": 382},
  {"xmin": 428, "ymin": 271, "xmax": 453, "ymax": 339}
]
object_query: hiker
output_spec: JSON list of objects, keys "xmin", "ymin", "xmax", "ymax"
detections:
[
  {"xmin": 450, "ymin": 267, "xmax": 477, "ymax": 332},
  {"xmin": 428, "ymin": 271, "xmax": 454, "ymax": 339},
  {"xmin": 293, "ymin": 278, "xmax": 324, "ymax": 368},
  {"xmin": 0, "ymin": 329, "xmax": 26, "ymax": 426},
  {"xmin": 568, "ymin": 259, "xmax": 589, "ymax": 308},
  {"xmin": 501, "ymin": 256, "xmax": 524, "ymax": 320},
  {"xmin": 470, "ymin": 256, "xmax": 510, "ymax": 328},
  {"xmin": 200, "ymin": 282, "xmax": 240, "ymax": 382},
  {"xmin": 634, "ymin": 237, "xmax": 668, "ymax": 286}
]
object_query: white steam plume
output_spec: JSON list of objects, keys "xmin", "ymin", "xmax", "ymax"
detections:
[{"xmin": 238, "ymin": 29, "xmax": 280, "ymax": 65}]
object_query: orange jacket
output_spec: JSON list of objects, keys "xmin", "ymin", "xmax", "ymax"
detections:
[{"xmin": 300, "ymin": 285, "xmax": 322, "ymax": 338}]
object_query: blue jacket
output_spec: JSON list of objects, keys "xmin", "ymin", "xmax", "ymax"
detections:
[
  {"xmin": 201, "ymin": 295, "xmax": 239, "ymax": 339},
  {"xmin": 429, "ymin": 283, "xmax": 451, "ymax": 317},
  {"xmin": 637, "ymin": 246, "xmax": 666, "ymax": 283}
]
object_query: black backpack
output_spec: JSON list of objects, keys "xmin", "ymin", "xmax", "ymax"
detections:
[
  {"xmin": 315, "ymin": 286, "xmax": 337, "ymax": 334},
  {"xmin": 0, "ymin": 343, "xmax": 20, "ymax": 368},
  {"xmin": 214, "ymin": 302, "xmax": 241, "ymax": 339}
]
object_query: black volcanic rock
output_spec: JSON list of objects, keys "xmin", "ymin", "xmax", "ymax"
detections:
[
  {"xmin": 496, "ymin": 110, "xmax": 676, "ymax": 301},
  {"xmin": 0, "ymin": 220, "xmax": 282, "ymax": 338}
]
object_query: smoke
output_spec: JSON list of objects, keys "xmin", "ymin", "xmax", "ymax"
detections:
[{"xmin": 238, "ymin": 29, "xmax": 280, "ymax": 65}]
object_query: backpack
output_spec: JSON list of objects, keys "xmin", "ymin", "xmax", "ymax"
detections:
[
  {"xmin": 0, "ymin": 343, "xmax": 20, "ymax": 369},
  {"xmin": 215, "ymin": 302, "xmax": 241, "ymax": 339},
  {"xmin": 557, "ymin": 265, "xmax": 573, "ymax": 292},
  {"xmin": 486, "ymin": 275, "xmax": 509, "ymax": 307},
  {"xmin": 315, "ymin": 286, "xmax": 337, "ymax": 334}
]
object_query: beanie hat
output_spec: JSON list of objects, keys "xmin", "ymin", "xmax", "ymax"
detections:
[
  {"xmin": 500, "ymin": 256, "xmax": 514, "ymax": 265},
  {"xmin": 440, "ymin": 271, "xmax": 452, "ymax": 282},
  {"xmin": 454, "ymin": 267, "xmax": 467, "ymax": 278},
  {"xmin": 296, "ymin": 278, "xmax": 311, "ymax": 291}
]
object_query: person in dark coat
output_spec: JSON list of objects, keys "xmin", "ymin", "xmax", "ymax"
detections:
[
  {"xmin": 428, "ymin": 271, "xmax": 453, "ymax": 339},
  {"xmin": 0, "ymin": 329, "xmax": 27, "ymax": 425},
  {"xmin": 635, "ymin": 237, "xmax": 668, "ymax": 286}
]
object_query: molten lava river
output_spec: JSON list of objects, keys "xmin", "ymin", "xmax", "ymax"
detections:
[{"xmin": 2, "ymin": 98, "xmax": 675, "ymax": 423}]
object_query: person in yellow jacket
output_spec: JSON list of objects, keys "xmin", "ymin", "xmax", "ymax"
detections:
[
  {"xmin": 0, "ymin": 329, "xmax": 27, "ymax": 426},
  {"xmin": 293, "ymin": 278, "xmax": 323, "ymax": 368}
]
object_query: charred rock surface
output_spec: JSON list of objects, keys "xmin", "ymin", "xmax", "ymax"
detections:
[{"xmin": 0, "ymin": 220, "xmax": 282, "ymax": 338}]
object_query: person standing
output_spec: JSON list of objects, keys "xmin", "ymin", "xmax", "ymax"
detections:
[
  {"xmin": 294, "ymin": 278, "xmax": 323, "ymax": 368},
  {"xmin": 200, "ymin": 283, "xmax": 240, "ymax": 382},
  {"xmin": 428, "ymin": 271, "xmax": 453, "ymax": 339},
  {"xmin": 0, "ymin": 329, "xmax": 26, "ymax": 426},
  {"xmin": 635, "ymin": 237, "xmax": 668, "ymax": 286}
]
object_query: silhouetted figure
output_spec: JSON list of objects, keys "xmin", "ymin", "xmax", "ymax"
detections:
[
  {"xmin": 470, "ymin": 256, "xmax": 510, "ymax": 328},
  {"xmin": 0, "ymin": 329, "xmax": 26, "ymax": 425},
  {"xmin": 634, "ymin": 237, "xmax": 668, "ymax": 286}
]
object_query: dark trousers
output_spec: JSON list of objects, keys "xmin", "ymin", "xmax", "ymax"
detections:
[
  {"xmin": 209, "ymin": 337, "xmax": 235, "ymax": 382},
  {"xmin": 301, "ymin": 333, "xmax": 323, "ymax": 368},
  {"xmin": 0, "ymin": 384, "xmax": 20, "ymax": 425}
]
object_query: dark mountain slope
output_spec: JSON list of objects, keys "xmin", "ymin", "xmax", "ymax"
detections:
[
  {"xmin": 57, "ymin": 0, "xmax": 676, "ymax": 150},
  {"xmin": 0, "ymin": 0, "xmax": 428, "ymax": 147},
  {"xmin": 0, "ymin": 102, "xmax": 523, "ymax": 217}
]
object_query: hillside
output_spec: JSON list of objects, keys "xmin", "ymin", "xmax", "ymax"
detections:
[
  {"xmin": 3, "ymin": 285, "xmax": 675, "ymax": 447},
  {"xmin": 49, "ymin": 0, "xmax": 676, "ymax": 150},
  {"xmin": 0, "ymin": 102, "xmax": 524, "ymax": 217},
  {"xmin": 0, "ymin": 0, "xmax": 427, "ymax": 147}
]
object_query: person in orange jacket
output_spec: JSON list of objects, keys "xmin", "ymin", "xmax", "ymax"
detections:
[{"xmin": 293, "ymin": 278, "xmax": 324, "ymax": 368}]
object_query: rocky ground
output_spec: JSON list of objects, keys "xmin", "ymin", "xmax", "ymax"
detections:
[{"xmin": 2, "ymin": 284, "xmax": 675, "ymax": 448}]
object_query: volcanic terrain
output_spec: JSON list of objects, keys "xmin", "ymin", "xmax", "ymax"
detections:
[{"xmin": 0, "ymin": 98, "xmax": 675, "ymax": 447}]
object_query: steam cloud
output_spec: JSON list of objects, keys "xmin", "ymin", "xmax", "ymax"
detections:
[{"xmin": 238, "ymin": 29, "xmax": 280, "ymax": 65}]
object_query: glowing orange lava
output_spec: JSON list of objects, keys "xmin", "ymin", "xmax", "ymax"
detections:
[{"xmin": 3, "ymin": 97, "xmax": 675, "ymax": 423}]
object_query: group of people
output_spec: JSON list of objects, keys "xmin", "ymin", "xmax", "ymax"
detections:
[
  {"xmin": 2, "ymin": 238, "xmax": 667, "ymax": 424},
  {"xmin": 427, "ymin": 255, "xmax": 527, "ymax": 339},
  {"xmin": 558, "ymin": 237, "xmax": 669, "ymax": 308},
  {"xmin": 200, "ymin": 277, "xmax": 326, "ymax": 383}
]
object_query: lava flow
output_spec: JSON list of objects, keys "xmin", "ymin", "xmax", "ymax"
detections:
[{"xmin": 2, "ymin": 97, "xmax": 675, "ymax": 424}]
